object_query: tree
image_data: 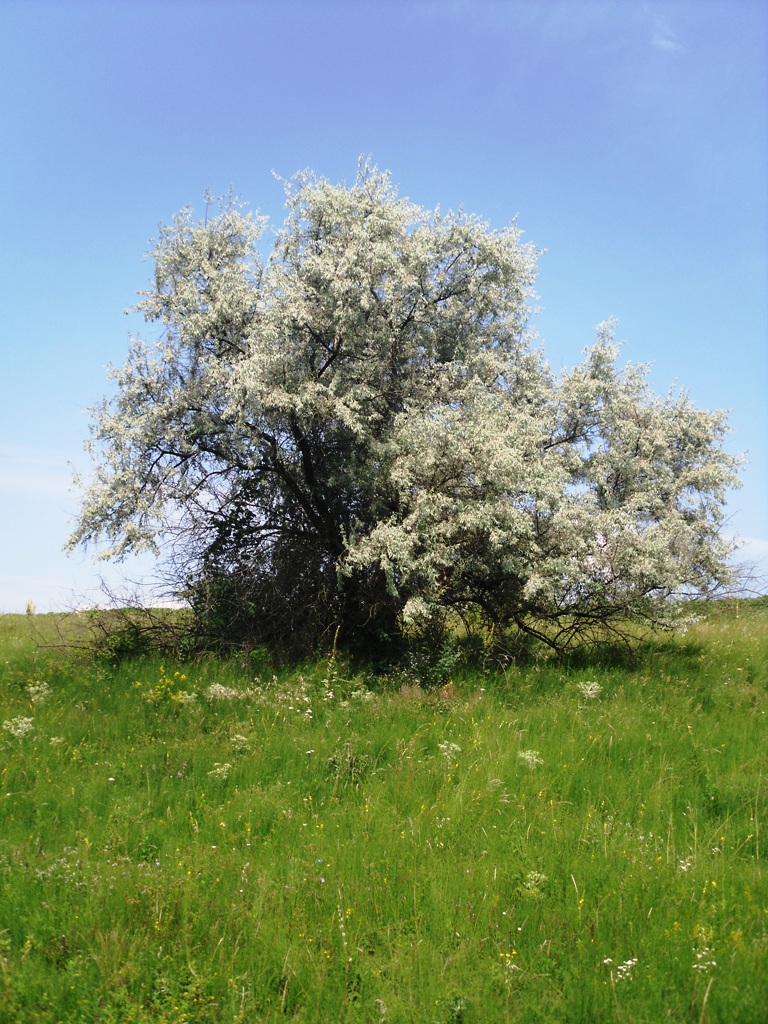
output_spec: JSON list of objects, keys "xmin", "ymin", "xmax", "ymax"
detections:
[{"xmin": 69, "ymin": 163, "xmax": 741, "ymax": 658}]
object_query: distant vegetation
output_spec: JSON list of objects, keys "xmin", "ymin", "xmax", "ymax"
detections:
[{"xmin": 1, "ymin": 600, "xmax": 766, "ymax": 1022}]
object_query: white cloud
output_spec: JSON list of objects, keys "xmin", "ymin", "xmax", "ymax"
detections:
[{"xmin": 651, "ymin": 17, "xmax": 682, "ymax": 52}]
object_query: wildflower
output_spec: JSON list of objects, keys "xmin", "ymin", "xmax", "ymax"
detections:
[
  {"xmin": 3, "ymin": 717, "xmax": 33, "ymax": 739},
  {"xmin": 693, "ymin": 949, "xmax": 717, "ymax": 972},
  {"xmin": 521, "ymin": 870, "xmax": 547, "ymax": 899},
  {"xmin": 518, "ymin": 749, "xmax": 543, "ymax": 769},
  {"xmin": 205, "ymin": 683, "xmax": 254, "ymax": 701},
  {"xmin": 138, "ymin": 665, "xmax": 195, "ymax": 705},
  {"xmin": 208, "ymin": 762, "xmax": 233, "ymax": 780},
  {"xmin": 28, "ymin": 681, "xmax": 51, "ymax": 705},
  {"xmin": 438, "ymin": 741, "xmax": 461, "ymax": 762},
  {"xmin": 612, "ymin": 957, "xmax": 638, "ymax": 981},
  {"xmin": 577, "ymin": 680, "xmax": 602, "ymax": 701},
  {"xmin": 350, "ymin": 688, "xmax": 374, "ymax": 702},
  {"xmin": 692, "ymin": 925, "xmax": 716, "ymax": 973}
]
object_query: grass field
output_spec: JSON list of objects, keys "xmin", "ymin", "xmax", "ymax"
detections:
[{"xmin": 1, "ymin": 603, "xmax": 767, "ymax": 1022}]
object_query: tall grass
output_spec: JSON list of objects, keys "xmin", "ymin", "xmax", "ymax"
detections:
[{"xmin": 1, "ymin": 603, "xmax": 766, "ymax": 1022}]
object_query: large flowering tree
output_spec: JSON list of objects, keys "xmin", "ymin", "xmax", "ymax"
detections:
[{"xmin": 69, "ymin": 163, "xmax": 741, "ymax": 655}]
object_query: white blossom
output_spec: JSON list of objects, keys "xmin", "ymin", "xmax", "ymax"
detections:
[
  {"xmin": 68, "ymin": 162, "xmax": 743, "ymax": 655},
  {"xmin": 518, "ymin": 749, "xmax": 544, "ymax": 769},
  {"xmin": 3, "ymin": 717, "xmax": 34, "ymax": 739}
]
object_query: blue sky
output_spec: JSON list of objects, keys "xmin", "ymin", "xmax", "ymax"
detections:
[{"xmin": 1, "ymin": 0, "xmax": 766, "ymax": 612}]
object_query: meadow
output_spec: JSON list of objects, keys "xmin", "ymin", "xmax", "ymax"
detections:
[{"xmin": 1, "ymin": 603, "xmax": 766, "ymax": 1023}]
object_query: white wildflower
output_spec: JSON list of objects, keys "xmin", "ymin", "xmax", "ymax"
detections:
[
  {"xmin": 693, "ymin": 948, "xmax": 717, "ymax": 972},
  {"xmin": 438, "ymin": 741, "xmax": 461, "ymax": 762},
  {"xmin": 518, "ymin": 749, "xmax": 543, "ymax": 769},
  {"xmin": 350, "ymin": 688, "xmax": 374, "ymax": 702},
  {"xmin": 522, "ymin": 870, "xmax": 547, "ymax": 897},
  {"xmin": 28, "ymin": 681, "xmax": 52, "ymax": 705},
  {"xmin": 692, "ymin": 926, "xmax": 716, "ymax": 973},
  {"xmin": 208, "ymin": 762, "xmax": 233, "ymax": 780},
  {"xmin": 205, "ymin": 683, "xmax": 254, "ymax": 701},
  {"xmin": 610, "ymin": 954, "xmax": 638, "ymax": 978},
  {"xmin": 3, "ymin": 717, "xmax": 33, "ymax": 739},
  {"xmin": 577, "ymin": 680, "xmax": 602, "ymax": 701}
]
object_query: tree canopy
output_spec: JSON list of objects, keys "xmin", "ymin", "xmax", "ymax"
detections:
[{"xmin": 69, "ymin": 163, "xmax": 741, "ymax": 658}]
